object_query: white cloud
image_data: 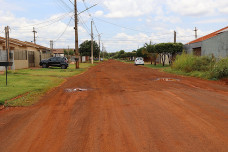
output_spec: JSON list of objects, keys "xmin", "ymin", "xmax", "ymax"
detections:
[
  {"xmin": 94, "ymin": 11, "xmax": 104, "ymax": 17},
  {"xmin": 195, "ymin": 18, "xmax": 228, "ymax": 24},
  {"xmin": 0, "ymin": 10, "xmax": 88, "ymax": 49},
  {"xmin": 174, "ymin": 27, "xmax": 213, "ymax": 44},
  {"xmin": 0, "ymin": 0, "xmax": 24, "ymax": 12},
  {"xmin": 166, "ymin": 0, "xmax": 215, "ymax": 16},
  {"xmin": 166, "ymin": 0, "xmax": 228, "ymax": 16},
  {"xmin": 216, "ymin": 0, "xmax": 228, "ymax": 14},
  {"xmin": 155, "ymin": 15, "xmax": 181, "ymax": 23},
  {"xmin": 103, "ymin": 32, "xmax": 150, "ymax": 51},
  {"xmin": 103, "ymin": 0, "xmax": 158, "ymax": 18},
  {"xmin": 102, "ymin": 0, "xmax": 228, "ymax": 18}
]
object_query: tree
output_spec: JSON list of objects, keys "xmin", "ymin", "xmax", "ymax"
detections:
[
  {"xmin": 155, "ymin": 43, "xmax": 183, "ymax": 66},
  {"xmin": 79, "ymin": 40, "xmax": 100, "ymax": 57},
  {"xmin": 155, "ymin": 43, "xmax": 168, "ymax": 66},
  {"xmin": 145, "ymin": 43, "xmax": 157, "ymax": 65},
  {"xmin": 125, "ymin": 52, "xmax": 137, "ymax": 60},
  {"xmin": 136, "ymin": 47, "xmax": 147, "ymax": 58},
  {"xmin": 64, "ymin": 49, "xmax": 74, "ymax": 56}
]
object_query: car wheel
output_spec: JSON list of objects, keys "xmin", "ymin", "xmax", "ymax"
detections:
[
  {"xmin": 42, "ymin": 64, "xmax": 47, "ymax": 68},
  {"xmin": 61, "ymin": 65, "xmax": 66, "ymax": 69}
]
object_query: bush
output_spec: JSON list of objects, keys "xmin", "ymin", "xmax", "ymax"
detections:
[
  {"xmin": 0, "ymin": 100, "xmax": 4, "ymax": 105},
  {"xmin": 210, "ymin": 58, "xmax": 228, "ymax": 79},
  {"xmin": 172, "ymin": 53, "xmax": 215, "ymax": 72},
  {"xmin": 171, "ymin": 53, "xmax": 228, "ymax": 79}
]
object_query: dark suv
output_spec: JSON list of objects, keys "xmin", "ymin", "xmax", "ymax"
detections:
[{"xmin": 39, "ymin": 57, "xmax": 68, "ymax": 69}]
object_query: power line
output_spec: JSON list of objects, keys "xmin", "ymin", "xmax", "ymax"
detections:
[
  {"xmin": 78, "ymin": 16, "xmax": 91, "ymax": 35},
  {"xmin": 58, "ymin": 0, "xmax": 73, "ymax": 11},
  {"xmin": 94, "ymin": 17, "xmax": 156, "ymax": 34},
  {"xmin": 82, "ymin": 0, "xmax": 100, "ymax": 35},
  {"xmin": 68, "ymin": 0, "xmax": 74, "ymax": 6},
  {"xmin": 56, "ymin": 0, "xmax": 92, "ymax": 37},
  {"xmin": 12, "ymin": 12, "xmax": 73, "ymax": 31},
  {"xmin": 55, "ymin": 15, "xmax": 74, "ymax": 42}
]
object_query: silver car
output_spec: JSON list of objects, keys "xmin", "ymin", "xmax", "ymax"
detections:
[{"xmin": 134, "ymin": 57, "xmax": 144, "ymax": 65}]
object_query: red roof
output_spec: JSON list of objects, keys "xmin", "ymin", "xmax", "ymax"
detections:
[
  {"xmin": 188, "ymin": 26, "xmax": 228, "ymax": 44},
  {"xmin": 0, "ymin": 36, "xmax": 49, "ymax": 49}
]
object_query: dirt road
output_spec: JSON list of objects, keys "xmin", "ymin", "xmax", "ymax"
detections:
[{"xmin": 1, "ymin": 60, "xmax": 228, "ymax": 152}]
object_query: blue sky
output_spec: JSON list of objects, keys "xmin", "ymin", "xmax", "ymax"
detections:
[{"xmin": 0, "ymin": 0, "xmax": 228, "ymax": 52}]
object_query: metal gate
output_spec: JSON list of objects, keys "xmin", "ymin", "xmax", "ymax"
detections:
[{"xmin": 28, "ymin": 51, "xmax": 35, "ymax": 67}]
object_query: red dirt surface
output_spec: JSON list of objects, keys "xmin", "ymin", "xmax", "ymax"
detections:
[{"xmin": 0, "ymin": 60, "xmax": 228, "ymax": 152}]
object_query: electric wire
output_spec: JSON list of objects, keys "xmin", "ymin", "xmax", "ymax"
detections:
[
  {"xmin": 82, "ymin": 0, "xmax": 100, "ymax": 35},
  {"xmin": 57, "ymin": 0, "xmax": 91, "ymax": 37},
  {"xmin": 55, "ymin": 15, "xmax": 74, "ymax": 42},
  {"xmin": 68, "ymin": 0, "xmax": 74, "ymax": 6},
  {"xmin": 10, "ymin": 12, "xmax": 73, "ymax": 33}
]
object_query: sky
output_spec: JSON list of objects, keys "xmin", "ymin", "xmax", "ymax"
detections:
[{"xmin": 0, "ymin": 0, "xmax": 227, "ymax": 52}]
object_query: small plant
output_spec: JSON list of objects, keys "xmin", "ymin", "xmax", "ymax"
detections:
[
  {"xmin": 210, "ymin": 58, "xmax": 228, "ymax": 79},
  {"xmin": 0, "ymin": 100, "xmax": 4, "ymax": 105},
  {"xmin": 172, "ymin": 53, "xmax": 215, "ymax": 72},
  {"xmin": 171, "ymin": 53, "xmax": 228, "ymax": 80}
]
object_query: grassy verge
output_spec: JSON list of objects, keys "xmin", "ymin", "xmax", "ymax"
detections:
[
  {"xmin": 144, "ymin": 64, "xmax": 170, "ymax": 69},
  {"xmin": 0, "ymin": 63, "xmax": 96, "ymax": 106},
  {"xmin": 170, "ymin": 54, "xmax": 228, "ymax": 80},
  {"xmin": 163, "ymin": 68, "xmax": 211, "ymax": 79}
]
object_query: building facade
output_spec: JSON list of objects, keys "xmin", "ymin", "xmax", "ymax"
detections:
[
  {"xmin": 0, "ymin": 36, "xmax": 51, "ymax": 71},
  {"xmin": 184, "ymin": 26, "xmax": 228, "ymax": 58}
]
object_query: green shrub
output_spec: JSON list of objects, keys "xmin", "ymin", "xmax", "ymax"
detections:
[
  {"xmin": 0, "ymin": 100, "xmax": 4, "ymax": 105},
  {"xmin": 172, "ymin": 53, "xmax": 215, "ymax": 72},
  {"xmin": 172, "ymin": 53, "xmax": 194, "ymax": 72},
  {"xmin": 210, "ymin": 58, "xmax": 228, "ymax": 79}
]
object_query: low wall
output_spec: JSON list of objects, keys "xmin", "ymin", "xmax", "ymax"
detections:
[{"xmin": 14, "ymin": 60, "xmax": 28, "ymax": 70}]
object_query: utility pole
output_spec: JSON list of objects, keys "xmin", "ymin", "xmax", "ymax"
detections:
[
  {"xmin": 68, "ymin": 45, "xmax": 70, "ymax": 56},
  {"xmin": 174, "ymin": 30, "xmax": 177, "ymax": 43},
  {"xmin": 102, "ymin": 43, "xmax": 104, "ymax": 59},
  {"xmin": 98, "ymin": 34, "xmax": 101, "ymax": 61},
  {"xmin": 50, "ymin": 40, "xmax": 53, "ymax": 50},
  {"xmin": 194, "ymin": 27, "xmax": 198, "ymax": 39},
  {"xmin": 74, "ymin": 0, "xmax": 79, "ymax": 69},
  {"xmin": 5, "ymin": 26, "xmax": 10, "ymax": 85},
  {"xmin": 5, "ymin": 26, "xmax": 10, "ymax": 62},
  {"xmin": 91, "ymin": 20, "xmax": 94, "ymax": 64},
  {"xmin": 50, "ymin": 40, "xmax": 53, "ymax": 56},
  {"xmin": 32, "ymin": 27, "xmax": 37, "ymax": 44}
]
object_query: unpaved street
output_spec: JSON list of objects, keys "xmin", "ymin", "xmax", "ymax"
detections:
[{"xmin": 1, "ymin": 60, "xmax": 228, "ymax": 152}]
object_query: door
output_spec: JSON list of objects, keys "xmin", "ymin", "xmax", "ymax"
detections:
[
  {"xmin": 193, "ymin": 47, "xmax": 201, "ymax": 56},
  {"xmin": 28, "ymin": 51, "xmax": 35, "ymax": 67}
]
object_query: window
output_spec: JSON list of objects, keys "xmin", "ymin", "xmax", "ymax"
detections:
[
  {"xmin": 48, "ymin": 57, "xmax": 56, "ymax": 62},
  {"xmin": 14, "ymin": 50, "xmax": 27, "ymax": 60},
  {"xmin": 56, "ymin": 57, "xmax": 63, "ymax": 62}
]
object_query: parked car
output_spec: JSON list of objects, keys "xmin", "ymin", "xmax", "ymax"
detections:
[
  {"xmin": 135, "ymin": 57, "xmax": 144, "ymax": 65},
  {"xmin": 39, "ymin": 57, "xmax": 68, "ymax": 69}
]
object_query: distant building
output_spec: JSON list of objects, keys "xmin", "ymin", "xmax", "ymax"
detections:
[
  {"xmin": 0, "ymin": 36, "xmax": 51, "ymax": 71},
  {"xmin": 184, "ymin": 26, "xmax": 228, "ymax": 58},
  {"xmin": 53, "ymin": 49, "xmax": 65, "ymax": 57}
]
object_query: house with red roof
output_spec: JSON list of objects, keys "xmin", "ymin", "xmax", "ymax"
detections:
[
  {"xmin": 0, "ymin": 36, "xmax": 51, "ymax": 71},
  {"xmin": 184, "ymin": 26, "xmax": 228, "ymax": 58}
]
